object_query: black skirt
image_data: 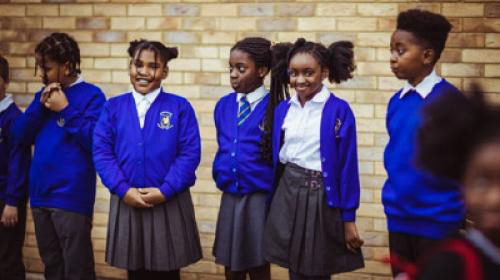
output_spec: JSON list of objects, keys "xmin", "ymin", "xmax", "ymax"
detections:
[
  {"xmin": 106, "ymin": 190, "xmax": 202, "ymax": 271},
  {"xmin": 263, "ymin": 163, "xmax": 364, "ymax": 276},
  {"xmin": 213, "ymin": 192, "xmax": 268, "ymax": 271}
]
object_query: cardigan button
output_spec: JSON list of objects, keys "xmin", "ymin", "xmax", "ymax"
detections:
[
  {"xmin": 321, "ymin": 157, "xmax": 326, "ymax": 162},
  {"xmin": 231, "ymin": 152, "xmax": 236, "ymax": 157},
  {"xmin": 326, "ymin": 186, "xmax": 331, "ymax": 191},
  {"xmin": 232, "ymin": 168, "xmax": 237, "ymax": 173},
  {"xmin": 233, "ymin": 138, "xmax": 238, "ymax": 143},
  {"xmin": 328, "ymin": 201, "xmax": 333, "ymax": 206},
  {"xmin": 323, "ymin": 172, "xmax": 328, "ymax": 177}
]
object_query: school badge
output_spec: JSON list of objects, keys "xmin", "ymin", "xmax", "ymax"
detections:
[
  {"xmin": 334, "ymin": 118, "xmax": 342, "ymax": 139},
  {"xmin": 157, "ymin": 111, "xmax": 173, "ymax": 130},
  {"xmin": 57, "ymin": 117, "xmax": 65, "ymax": 127}
]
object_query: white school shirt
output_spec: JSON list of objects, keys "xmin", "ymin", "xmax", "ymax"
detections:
[
  {"xmin": 236, "ymin": 85, "xmax": 267, "ymax": 112},
  {"xmin": 0, "ymin": 94, "xmax": 14, "ymax": 114},
  {"xmin": 132, "ymin": 87, "xmax": 161, "ymax": 128},
  {"xmin": 399, "ymin": 69, "xmax": 442, "ymax": 99},
  {"xmin": 279, "ymin": 85, "xmax": 330, "ymax": 172}
]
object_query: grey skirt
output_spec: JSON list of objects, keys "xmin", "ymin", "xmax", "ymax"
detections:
[
  {"xmin": 106, "ymin": 190, "xmax": 202, "ymax": 271},
  {"xmin": 213, "ymin": 192, "xmax": 268, "ymax": 271},
  {"xmin": 263, "ymin": 163, "xmax": 364, "ymax": 276}
]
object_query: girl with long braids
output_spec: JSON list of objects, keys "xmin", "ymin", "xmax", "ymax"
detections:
[
  {"xmin": 212, "ymin": 37, "xmax": 291, "ymax": 280},
  {"xmin": 93, "ymin": 39, "xmax": 202, "ymax": 280},
  {"xmin": 264, "ymin": 38, "xmax": 365, "ymax": 280},
  {"xmin": 12, "ymin": 32, "xmax": 106, "ymax": 280}
]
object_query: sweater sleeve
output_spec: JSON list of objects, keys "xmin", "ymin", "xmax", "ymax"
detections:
[
  {"xmin": 159, "ymin": 100, "xmax": 201, "ymax": 200},
  {"xmin": 337, "ymin": 105, "xmax": 361, "ymax": 222},
  {"xmin": 93, "ymin": 103, "xmax": 131, "ymax": 199},
  {"xmin": 11, "ymin": 91, "xmax": 49, "ymax": 146},
  {"xmin": 60, "ymin": 89, "xmax": 106, "ymax": 152},
  {"xmin": 5, "ymin": 110, "xmax": 31, "ymax": 206}
]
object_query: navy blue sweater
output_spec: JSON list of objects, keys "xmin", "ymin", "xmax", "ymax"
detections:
[
  {"xmin": 93, "ymin": 91, "xmax": 200, "ymax": 200},
  {"xmin": 0, "ymin": 102, "xmax": 31, "ymax": 206},
  {"xmin": 12, "ymin": 82, "xmax": 106, "ymax": 216},
  {"xmin": 383, "ymin": 79, "xmax": 464, "ymax": 239},
  {"xmin": 272, "ymin": 93, "xmax": 361, "ymax": 221},
  {"xmin": 213, "ymin": 93, "xmax": 273, "ymax": 195}
]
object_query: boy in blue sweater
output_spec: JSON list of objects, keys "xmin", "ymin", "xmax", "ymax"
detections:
[
  {"xmin": 0, "ymin": 56, "xmax": 31, "ymax": 280},
  {"xmin": 12, "ymin": 33, "xmax": 105, "ymax": 280},
  {"xmin": 383, "ymin": 9, "xmax": 464, "ymax": 276}
]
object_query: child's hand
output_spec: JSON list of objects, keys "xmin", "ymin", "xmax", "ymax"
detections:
[
  {"xmin": 123, "ymin": 188, "xmax": 153, "ymax": 208},
  {"xmin": 0, "ymin": 205, "xmax": 18, "ymax": 227},
  {"xmin": 42, "ymin": 83, "xmax": 69, "ymax": 112},
  {"xmin": 138, "ymin": 188, "xmax": 166, "ymax": 205},
  {"xmin": 344, "ymin": 221, "xmax": 364, "ymax": 253}
]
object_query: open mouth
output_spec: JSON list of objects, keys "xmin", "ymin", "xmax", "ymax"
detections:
[{"xmin": 135, "ymin": 78, "xmax": 152, "ymax": 86}]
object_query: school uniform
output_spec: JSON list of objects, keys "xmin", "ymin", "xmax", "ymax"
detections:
[
  {"xmin": 0, "ymin": 94, "xmax": 31, "ymax": 280},
  {"xmin": 12, "ymin": 77, "xmax": 105, "ymax": 280},
  {"xmin": 212, "ymin": 86, "xmax": 272, "ymax": 278},
  {"xmin": 382, "ymin": 70, "xmax": 464, "ymax": 275},
  {"xmin": 264, "ymin": 85, "xmax": 364, "ymax": 278},
  {"xmin": 415, "ymin": 229, "xmax": 500, "ymax": 280},
  {"xmin": 93, "ymin": 87, "xmax": 202, "ymax": 274}
]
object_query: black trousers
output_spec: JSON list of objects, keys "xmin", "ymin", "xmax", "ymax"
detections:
[
  {"xmin": 288, "ymin": 271, "xmax": 329, "ymax": 280},
  {"xmin": 389, "ymin": 232, "xmax": 439, "ymax": 277},
  {"xmin": 128, "ymin": 269, "xmax": 180, "ymax": 280},
  {"xmin": 224, "ymin": 263, "xmax": 271, "ymax": 280},
  {"xmin": 0, "ymin": 200, "xmax": 27, "ymax": 280},
  {"xmin": 32, "ymin": 207, "xmax": 96, "ymax": 280}
]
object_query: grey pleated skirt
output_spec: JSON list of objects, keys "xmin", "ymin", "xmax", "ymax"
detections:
[
  {"xmin": 213, "ymin": 192, "xmax": 268, "ymax": 271},
  {"xmin": 106, "ymin": 190, "xmax": 202, "ymax": 271},
  {"xmin": 263, "ymin": 163, "xmax": 365, "ymax": 276}
]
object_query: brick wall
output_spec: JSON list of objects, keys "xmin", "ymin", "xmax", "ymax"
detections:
[{"xmin": 1, "ymin": 1, "xmax": 499, "ymax": 279}]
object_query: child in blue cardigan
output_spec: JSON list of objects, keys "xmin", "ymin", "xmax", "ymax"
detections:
[
  {"xmin": 212, "ymin": 37, "xmax": 290, "ymax": 280},
  {"xmin": 93, "ymin": 39, "xmax": 202, "ymax": 280},
  {"xmin": 0, "ymin": 55, "xmax": 31, "ymax": 280},
  {"xmin": 12, "ymin": 33, "xmax": 105, "ymax": 280},
  {"xmin": 383, "ymin": 9, "xmax": 464, "ymax": 277},
  {"xmin": 263, "ymin": 38, "xmax": 364, "ymax": 280}
]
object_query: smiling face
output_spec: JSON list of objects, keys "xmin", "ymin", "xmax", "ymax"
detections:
[
  {"xmin": 129, "ymin": 49, "xmax": 168, "ymax": 94},
  {"xmin": 464, "ymin": 141, "xmax": 500, "ymax": 246},
  {"xmin": 390, "ymin": 29, "xmax": 434, "ymax": 86},
  {"xmin": 228, "ymin": 49, "xmax": 266, "ymax": 94},
  {"xmin": 288, "ymin": 52, "xmax": 327, "ymax": 105}
]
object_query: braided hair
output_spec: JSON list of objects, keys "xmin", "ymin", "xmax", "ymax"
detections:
[
  {"xmin": 0, "ymin": 55, "xmax": 9, "ymax": 83},
  {"xmin": 231, "ymin": 37, "xmax": 292, "ymax": 164},
  {"xmin": 35, "ymin": 33, "xmax": 81, "ymax": 85}
]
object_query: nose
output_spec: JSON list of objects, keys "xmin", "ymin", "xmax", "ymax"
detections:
[
  {"xmin": 296, "ymin": 74, "xmax": 306, "ymax": 85},
  {"xmin": 390, "ymin": 51, "xmax": 397, "ymax": 64},
  {"xmin": 230, "ymin": 68, "xmax": 238, "ymax": 79}
]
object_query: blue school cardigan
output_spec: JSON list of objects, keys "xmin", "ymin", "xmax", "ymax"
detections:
[
  {"xmin": 12, "ymin": 82, "xmax": 106, "ymax": 216},
  {"xmin": 0, "ymin": 103, "xmax": 31, "ymax": 206},
  {"xmin": 272, "ymin": 93, "xmax": 361, "ymax": 222},
  {"xmin": 212, "ymin": 93, "xmax": 273, "ymax": 195},
  {"xmin": 93, "ymin": 91, "xmax": 201, "ymax": 200},
  {"xmin": 383, "ymin": 79, "xmax": 464, "ymax": 239}
]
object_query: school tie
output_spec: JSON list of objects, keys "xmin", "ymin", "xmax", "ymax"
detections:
[
  {"xmin": 238, "ymin": 96, "xmax": 251, "ymax": 126},
  {"xmin": 137, "ymin": 96, "xmax": 150, "ymax": 128}
]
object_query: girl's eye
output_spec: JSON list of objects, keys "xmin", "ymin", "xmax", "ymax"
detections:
[
  {"xmin": 238, "ymin": 66, "xmax": 246, "ymax": 73},
  {"xmin": 397, "ymin": 48, "xmax": 404, "ymax": 55},
  {"xmin": 305, "ymin": 70, "xmax": 314, "ymax": 77}
]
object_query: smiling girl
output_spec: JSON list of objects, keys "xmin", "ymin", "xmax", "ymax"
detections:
[
  {"xmin": 263, "ymin": 38, "xmax": 365, "ymax": 280},
  {"xmin": 93, "ymin": 39, "xmax": 202, "ymax": 280}
]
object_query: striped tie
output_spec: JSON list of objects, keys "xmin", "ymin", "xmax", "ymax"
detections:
[{"xmin": 238, "ymin": 96, "xmax": 251, "ymax": 126}]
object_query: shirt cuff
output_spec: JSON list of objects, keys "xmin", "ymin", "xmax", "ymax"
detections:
[
  {"xmin": 115, "ymin": 182, "xmax": 130, "ymax": 199},
  {"xmin": 341, "ymin": 209, "xmax": 356, "ymax": 222}
]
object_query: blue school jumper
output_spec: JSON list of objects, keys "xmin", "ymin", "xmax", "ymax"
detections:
[
  {"xmin": 93, "ymin": 91, "xmax": 200, "ymax": 199},
  {"xmin": 212, "ymin": 93, "xmax": 273, "ymax": 195},
  {"xmin": 12, "ymin": 82, "xmax": 106, "ymax": 216},
  {"xmin": 272, "ymin": 93, "xmax": 361, "ymax": 222},
  {"xmin": 0, "ymin": 101, "xmax": 31, "ymax": 206},
  {"xmin": 383, "ymin": 79, "xmax": 464, "ymax": 239}
]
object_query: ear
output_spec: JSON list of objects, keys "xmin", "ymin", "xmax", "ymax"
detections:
[
  {"xmin": 422, "ymin": 48, "xmax": 435, "ymax": 65},
  {"xmin": 257, "ymin": 66, "xmax": 269, "ymax": 78},
  {"xmin": 162, "ymin": 65, "xmax": 169, "ymax": 80}
]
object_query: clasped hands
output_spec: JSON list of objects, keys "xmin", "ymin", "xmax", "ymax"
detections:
[{"xmin": 123, "ymin": 188, "xmax": 166, "ymax": 208}]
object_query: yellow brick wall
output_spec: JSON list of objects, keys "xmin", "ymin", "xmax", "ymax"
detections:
[{"xmin": 1, "ymin": 1, "xmax": 499, "ymax": 279}]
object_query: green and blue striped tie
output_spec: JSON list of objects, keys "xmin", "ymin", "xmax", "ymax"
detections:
[{"xmin": 238, "ymin": 96, "xmax": 251, "ymax": 126}]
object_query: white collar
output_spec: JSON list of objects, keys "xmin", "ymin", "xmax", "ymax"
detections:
[
  {"xmin": 291, "ymin": 84, "xmax": 330, "ymax": 106},
  {"xmin": 399, "ymin": 69, "xmax": 442, "ymax": 99},
  {"xmin": 0, "ymin": 94, "xmax": 14, "ymax": 114},
  {"xmin": 237, "ymin": 85, "xmax": 267, "ymax": 104},
  {"xmin": 132, "ymin": 86, "xmax": 162, "ymax": 105},
  {"xmin": 66, "ymin": 75, "xmax": 84, "ymax": 89},
  {"xmin": 466, "ymin": 228, "xmax": 500, "ymax": 265}
]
